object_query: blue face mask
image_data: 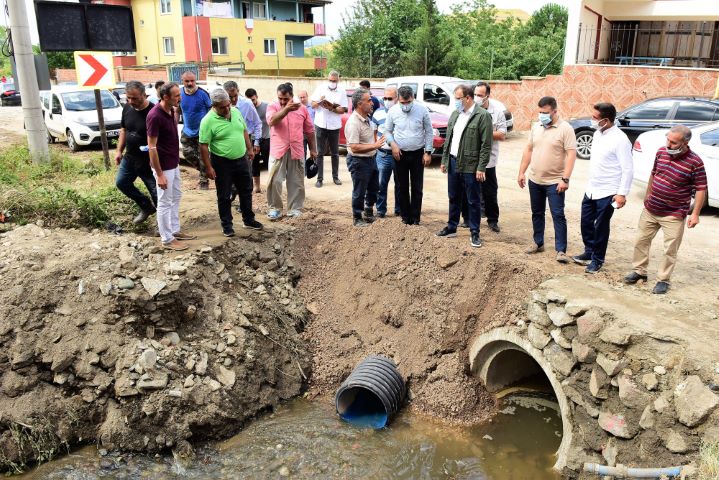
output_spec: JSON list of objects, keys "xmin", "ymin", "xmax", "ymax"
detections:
[
  {"xmin": 454, "ymin": 99, "xmax": 464, "ymax": 113},
  {"xmin": 400, "ymin": 102, "xmax": 413, "ymax": 113},
  {"xmin": 538, "ymin": 112, "xmax": 552, "ymax": 126}
]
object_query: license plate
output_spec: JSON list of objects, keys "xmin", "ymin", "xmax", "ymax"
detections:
[{"xmin": 106, "ymin": 130, "xmax": 118, "ymax": 137}]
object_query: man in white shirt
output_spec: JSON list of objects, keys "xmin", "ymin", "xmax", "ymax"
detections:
[
  {"xmin": 572, "ymin": 102, "xmax": 633, "ymax": 273},
  {"xmin": 311, "ymin": 70, "xmax": 348, "ymax": 187}
]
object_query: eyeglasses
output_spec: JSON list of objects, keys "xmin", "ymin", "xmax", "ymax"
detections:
[{"xmin": 382, "ymin": 97, "xmax": 395, "ymax": 101}]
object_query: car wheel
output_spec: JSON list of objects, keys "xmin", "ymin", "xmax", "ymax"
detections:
[
  {"xmin": 67, "ymin": 130, "xmax": 80, "ymax": 152},
  {"xmin": 46, "ymin": 129, "xmax": 55, "ymax": 144},
  {"xmin": 575, "ymin": 130, "xmax": 594, "ymax": 160}
]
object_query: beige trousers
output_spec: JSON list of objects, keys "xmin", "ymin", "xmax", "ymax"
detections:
[
  {"xmin": 631, "ymin": 208, "xmax": 686, "ymax": 282},
  {"xmin": 266, "ymin": 151, "xmax": 305, "ymax": 211}
]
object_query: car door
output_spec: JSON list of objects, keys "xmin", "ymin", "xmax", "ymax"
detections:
[
  {"xmin": 696, "ymin": 126, "xmax": 719, "ymax": 206},
  {"xmin": 617, "ymin": 99, "xmax": 676, "ymax": 143},
  {"xmin": 671, "ymin": 100, "xmax": 719, "ymax": 128},
  {"xmin": 46, "ymin": 93, "xmax": 64, "ymax": 136}
]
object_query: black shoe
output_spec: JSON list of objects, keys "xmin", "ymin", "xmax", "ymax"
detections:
[
  {"xmin": 243, "ymin": 218, "xmax": 264, "ymax": 230},
  {"xmin": 585, "ymin": 261, "xmax": 602, "ymax": 274},
  {"xmin": 132, "ymin": 209, "xmax": 154, "ymax": 224},
  {"xmin": 199, "ymin": 181, "xmax": 209, "ymax": 191},
  {"xmin": 377, "ymin": 213, "xmax": 386, "ymax": 218},
  {"xmin": 488, "ymin": 222, "xmax": 500, "ymax": 233},
  {"xmin": 315, "ymin": 180, "xmax": 322, "ymax": 188},
  {"xmin": 435, "ymin": 227, "xmax": 457, "ymax": 238},
  {"xmin": 333, "ymin": 178, "xmax": 342, "ymax": 186},
  {"xmin": 394, "ymin": 211, "xmax": 402, "ymax": 217},
  {"xmin": 363, "ymin": 208, "xmax": 375, "ymax": 222},
  {"xmin": 652, "ymin": 281, "xmax": 670, "ymax": 295},
  {"xmin": 353, "ymin": 217, "xmax": 369, "ymax": 227},
  {"xmin": 572, "ymin": 252, "xmax": 592, "ymax": 266},
  {"xmin": 459, "ymin": 222, "xmax": 470, "ymax": 229},
  {"xmin": 402, "ymin": 218, "xmax": 411, "ymax": 225},
  {"xmin": 223, "ymin": 229, "xmax": 235, "ymax": 237},
  {"xmin": 411, "ymin": 220, "xmax": 420, "ymax": 225},
  {"xmin": 624, "ymin": 272, "xmax": 648, "ymax": 284},
  {"xmin": 470, "ymin": 231, "xmax": 482, "ymax": 248}
]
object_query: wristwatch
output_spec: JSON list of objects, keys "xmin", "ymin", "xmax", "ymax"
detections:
[{"xmin": 561, "ymin": 177, "xmax": 570, "ymax": 184}]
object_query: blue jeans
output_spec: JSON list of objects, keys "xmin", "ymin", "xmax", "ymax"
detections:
[
  {"xmin": 375, "ymin": 149, "xmax": 400, "ymax": 216},
  {"xmin": 116, "ymin": 156, "xmax": 157, "ymax": 213},
  {"xmin": 447, "ymin": 156, "xmax": 481, "ymax": 232},
  {"xmin": 346, "ymin": 154, "xmax": 379, "ymax": 218},
  {"xmin": 580, "ymin": 194, "xmax": 615, "ymax": 265},
  {"xmin": 528, "ymin": 180, "xmax": 567, "ymax": 252}
]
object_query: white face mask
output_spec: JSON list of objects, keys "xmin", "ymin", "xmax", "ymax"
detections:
[
  {"xmin": 383, "ymin": 99, "xmax": 395, "ymax": 109},
  {"xmin": 474, "ymin": 95, "xmax": 487, "ymax": 105},
  {"xmin": 666, "ymin": 146, "xmax": 684, "ymax": 155},
  {"xmin": 590, "ymin": 118, "xmax": 606, "ymax": 129},
  {"xmin": 328, "ymin": 81, "xmax": 338, "ymax": 90}
]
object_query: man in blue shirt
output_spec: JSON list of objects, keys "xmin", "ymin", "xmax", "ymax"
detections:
[
  {"xmin": 222, "ymin": 81, "xmax": 262, "ymax": 153},
  {"xmin": 383, "ymin": 86, "xmax": 434, "ymax": 225},
  {"xmin": 177, "ymin": 71, "xmax": 212, "ymax": 189},
  {"xmin": 359, "ymin": 80, "xmax": 380, "ymax": 112},
  {"xmin": 371, "ymin": 86, "xmax": 400, "ymax": 218}
]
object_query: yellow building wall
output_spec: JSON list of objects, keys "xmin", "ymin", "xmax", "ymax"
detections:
[{"xmin": 132, "ymin": 0, "xmax": 187, "ymax": 64}]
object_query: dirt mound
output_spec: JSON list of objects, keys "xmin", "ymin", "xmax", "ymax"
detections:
[
  {"xmin": 0, "ymin": 224, "xmax": 310, "ymax": 472},
  {"xmin": 293, "ymin": 211, "xmax": 547, "ymax": 423}
]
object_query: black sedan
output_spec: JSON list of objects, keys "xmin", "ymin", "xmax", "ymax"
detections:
[
  {"xmin": 0, "ymin": 82, "xmax": 20, "ymax": 106},
  {"xmin": 569, "ymin": 96, "xmax": 719, "ymax": 159}
]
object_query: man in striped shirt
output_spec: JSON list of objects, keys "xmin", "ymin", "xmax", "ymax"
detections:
[{"xmin": 624, "ymin": 125, "xmax": 707, "ymax": 294}]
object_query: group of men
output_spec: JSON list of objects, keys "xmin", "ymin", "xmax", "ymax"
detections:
[{"xmin": 113, "ymin": 70, "xmax": 707, "ymax": 294}]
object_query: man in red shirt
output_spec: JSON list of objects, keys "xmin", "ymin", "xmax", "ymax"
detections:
[{"xmin": 624, "ymin": 125, "xmax": 707, "ymax": 294}]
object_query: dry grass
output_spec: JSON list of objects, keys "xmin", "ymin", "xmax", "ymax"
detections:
[{"xmin": 697, "ymin": 441, "xmax": 719, "ymax": 480}]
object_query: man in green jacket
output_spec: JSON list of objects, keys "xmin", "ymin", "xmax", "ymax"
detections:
[{"xmin": 436, "ymin": 84, "xmax": 493, "ymax": 247}]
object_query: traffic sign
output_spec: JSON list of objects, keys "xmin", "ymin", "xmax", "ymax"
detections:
[{"xmin": 73, "ymin": 51, "xmax": 114, "ymax": 88}]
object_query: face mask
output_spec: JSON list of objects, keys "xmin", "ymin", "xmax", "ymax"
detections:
[
  {"xmin": 538, "ymin": 112, "xmax": 552, "ymax": 126},
  {"xmin": 383, "ymin": 99, "xmax": 395, "ymax": 109},
  {"xmin": 454, "ymin": 99, "xmax": 464, "ymax": 113},
  {"xmin": 474, "ymin": 95, "xmax": 486, "ymax": 105},
  {"xmin": 328, "ymin": 81, "xmax": 338, "ymax": 90},
  {"xmin": 590, "ymin": 118, "xmax": 607, "ymax": 129},
  {"xmin": 666, "ymin": 146, "xmax": 683, "ymax": 155},
  {"xmin": 400, "ymin": 102, "xmax": 413, "ymax": 113}
]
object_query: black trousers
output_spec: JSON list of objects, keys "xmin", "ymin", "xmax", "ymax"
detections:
[
  {"xmin": 315, "ymin": 126, "xmax": 340, "ymax": 182},
  {"xmin": 461, "ymin": 166, "xmax": 498, "ymax": 224},
  {"xmin": 211, "ymin": 153, "xmax": 255, "ymax": 232},
  {"xmin": 253, "ymin": 137, "xmax": 270, "ymax": 178},
  {"xmin": 394, "ymin": 148, "xmax": 424, "ymax": 223}
]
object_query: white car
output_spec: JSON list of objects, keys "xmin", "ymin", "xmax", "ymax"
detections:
[
  {"xmin": 632, "ymin": 122, "xmax": 719, "ymax": 207},
  {"xmin": 40, "ymin": 86, "xmax": 122, "ymax": 152}
]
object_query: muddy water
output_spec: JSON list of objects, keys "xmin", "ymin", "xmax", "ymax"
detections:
[{"xmin": 22, "ymin": 394, "xmax": 561, "ymax": 479}]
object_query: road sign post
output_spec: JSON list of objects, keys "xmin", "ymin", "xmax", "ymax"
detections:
[
  {"xmin": 93, "ymin": 89, "xmax": 111, "ymax": 170},
  {"xmin": 74, "ymin": 51, "xmax": 114, "ymax": 170}
]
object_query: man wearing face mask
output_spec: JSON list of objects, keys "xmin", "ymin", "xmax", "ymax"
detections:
[
  {"xmin": 177, "ymin": 71, "xmax": 212, "ymax": 190},
  {"xmin": 571, "ymin": 103, "xmax": 633, "ymax": 274},
  {"xmin": 518, "ymin": 96, "xmax": 577, "ymax": 264},
  {"xmin": 624, "ymin": 125, "xmax": 707, "ymax": 294},
  {"xmin": 311, "ymin": 70, "xmax": 348, "ymax": 187},
  {"xmin": 371, "ymin": 86, "xmax": 401, "ymax": 218},
  {"xmin": 436, "ymin": 84, "xmax": 492, "ymax": 248},
  {"xmin": 383, "ymin": 86, "xmax": 434, "ymax": 225}
]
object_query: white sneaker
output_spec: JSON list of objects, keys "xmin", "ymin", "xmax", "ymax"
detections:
[
  {"xmin": 287, "ymin": 209, "xmax": 302, "ymax": 218},
  {"xmin": 267, "ymin": 209, "xmax": 282, "ymax": 220}
]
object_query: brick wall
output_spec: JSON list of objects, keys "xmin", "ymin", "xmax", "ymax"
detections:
[{"xmin": 491, "ymin": 65, "xmax": 719, "ymax": 131}]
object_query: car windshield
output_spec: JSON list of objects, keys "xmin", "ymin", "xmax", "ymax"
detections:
[
  {"xmin": 61, "ymin": 90, "xmax": 119, "ymax": 111},
  {"xmin": 2, "ymin": 83, "xmax": 15, "ymax": 92}
]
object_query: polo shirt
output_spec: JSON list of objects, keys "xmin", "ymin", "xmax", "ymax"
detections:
[
  {"xmin": 180, "ymin": 87, "xmax": 212, "ymax": 137},
  {"xmin": 146, "ymin": 103, "xmax": 180, "ymax": 171},
  {"xmin": 645, "ymin": 146, "xmax": 707, "ymax": 219},
  {"xmin": 198, "ymin": 107, "xmax": 247, "ymax": 159},
  {"xmin": 345, "ymin": 111, "xmax": 376, "ymax": 157},
  {"xmin": 266, "ymin": 102, "xmax": 315, "ymax": 160},
  {"xmin": 527, "ymin": 118, "xmax": 577, "ymax": 185},
  {"xmin": 310, "ymin": 84, "xmax": 348, "ymax": 130}
]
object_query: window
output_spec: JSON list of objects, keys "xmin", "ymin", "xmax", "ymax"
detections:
[
  {"xmin": 423, "ymin": 83, "xmax": 449, "ymax": 106},
  {"xmin": 41, "ymin": 93, "xmax": 49, "ymax": 109},
  {"xmin": 674, "ymin": 101, "xmax": 717, "ymax": 122},
  {"xmin": 285, "ymin": 40, "xmax": 294, "ymax": 56},
  {"xmin": 252, "ymin": 2, "xmax": 265, "ymax": 19},
  {"xmin": 264, "ymin": 38, "xmax": 276, "ymax": 55},
  {"xmin": 241, "ymin": 1, "xmax": 250, "ymax": 18},
  {"xmin": 247, "ymin": 36, "xmax": 252, "ymax": 43},
  {"xmin": 160, "ymin": 0, "xmax": 171, "ymax": 14},
  {"xmin": 212, "ymin": 37, "xmax": 228, "ymax": 55},
  {"xmin": 700, "ymin": 128, "xmax": 719, "ymax": 147},
  {"xmin": 163, "ymin": 37, "xmax": 175, "ymax": 55},
  {"xmin": 51, "ymin": 95, "xmax": 61, "ymax": 112},
  {"xmin": 625, "ymin": 100, "xmax": 674, "ymax": 121}
]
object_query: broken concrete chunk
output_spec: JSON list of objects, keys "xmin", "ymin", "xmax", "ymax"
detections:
[
  {"xmin": 571, "ymin": 339, "xmax": 596, "ymax": 364},
  {"xmin": 550, "ymin": 328, "xmax": 572, "ymax": 349},
  {"xmin": 527, "ymin": 301, "xmax": 552, "ymax": 327},
  {"xmin": 663, "ymin": 429, "xmax": 690, "ymax": 453},
  {"xmin": 590, "ymin": 366, "xmax": 610, "ymax": 399},
  {"xmin": 597, "ymin": 353, "xmax": 625, "ymax": 377},
  {"xmin": 641, "ymin": 373, "xmax": 659, "ymax": 391},
  {"xmin": 564, "ymin": 301, "xmax": 589, "ymax": 316},
  {"xmin": 117, "ymin": 277, "xmax": 135, "ymax": 290},
  {"xmin": 195, "ymin": 351, "xmax": 209, "ymax": 375},
  {"xmin": 216, "ymin": 366, "xmax": 236, "ymax": 387},
  {"xmin": 674, "ymin": 375, "xmax": 719, "ymax": 427},
  {"xmin": 598, "ymin": 410, "xmax": 638, "ymax": 439},
  {"xmin": 137, "ymin": 372, "xmax": 169, "ymax": 391},
  {"xmin": 141, "ymin": 277, "xmax": 167, "ymax": 297},
  {"xmin": 543, "ymin": 342, "xmax": 577, "ymax": 376},
  {"xmin": 547, "ymin": 303, "xmax": 574, "ymax": 327},
  {"xmin": 618, "ymin": 374, "xmax": 651, "ymax": 409},
  {"xmin": 639, "ymin": 405, "xmax": 655, "ymax": 429},
  {"xmin": 576, "ymin": 309, "xmax": 605, "ymax": 339}
]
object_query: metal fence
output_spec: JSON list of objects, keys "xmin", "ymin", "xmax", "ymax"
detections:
[{"xmin": 575, "ymin": 21, "xmax": 719, "ymax": 69}]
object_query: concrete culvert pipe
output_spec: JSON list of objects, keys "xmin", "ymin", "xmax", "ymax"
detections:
[{"xmin": 335, "ymin": 356, "xmax": 406, "ymax": 429}]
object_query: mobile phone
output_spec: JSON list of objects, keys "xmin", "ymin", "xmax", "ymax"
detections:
[{"xmin": 293, "ymin": 96, "xmax": 300, "ymax": 104}]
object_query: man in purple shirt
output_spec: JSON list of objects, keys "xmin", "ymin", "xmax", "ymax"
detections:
[{"xmin": 147, "ymin": 82, "xmax": 197, "ymax": 251}]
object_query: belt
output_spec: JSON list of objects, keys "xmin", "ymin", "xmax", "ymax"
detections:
[{"xmin": 379, "ymin": 148, "xmax": 392, "ymax": 154}]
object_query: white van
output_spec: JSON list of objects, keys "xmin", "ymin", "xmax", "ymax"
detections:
[{"xmin": 40, "ymin": 86, "xmax": 123, "ymax": 151}]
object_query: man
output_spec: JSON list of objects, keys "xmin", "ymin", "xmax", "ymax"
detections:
[
  {"xmin": 345, "ymin": 89, "xmax": 386, "ymax": 227},
  {"xmin": 223, "ymin": 81, "xmax": 262, "ymax": 154},
  {"xmin": 624, "ymin": 125, "xmax": 707, "ymax": 294},
  {"xmin": 147, "ymin": 80, "xmax": 164, "ymax": 104},
  {"xmin": 177, "ymin": 71, "xmax": 212, "ymax": 189},
  {"xmin": 359, "ymin": 80, "xmax": 380, "ymax": 112},
  {"xmin": 436, "ymin": 85, "xmax": 492, "ymax": 248},
  {"xmin": 147, "ymin": 83, "xmax": 196, "ymax": 251},
  {"xmin": 114, "ymin": 80, "xmax": 157, "ymax": 225},
  {"xmin": 383, "ymin": 86, "xmax": 433, "ymax": 225},
  {"xmin": 572, "ymin": 103, "xmax": 633, "ymax": 274},
  {"xmin": 311, "ymin": 70, "xmax": 348, "ymax": 187},
  {"xmin": 474, "ymin": 82, "xmax": 507, "ymax": 233},
  {"xmin": 517, "ymin": 96, "xmax": 577, "ymax": 263},
  {"xmin": 371, "ymin": 86, "xmax": 401, "ymax": 218},
  {"xmin": 298, "ymin": 90, "xmax": 315, "ymax": 157},
  {"xmin": 266, "ymin": 83, "xmax": 318, "ymax": 220},
  {"xmin": 199, "ymin": 89, "xmax": 263, "ymax": 237},
  {"xmin": 246, "ymin": 88, "xmax": 270, "ymax": 193}
]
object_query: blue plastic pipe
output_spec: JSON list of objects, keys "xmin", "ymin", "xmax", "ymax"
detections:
[{"xmin": 584, "ymin": 463, "xmax": 685, "ymax": 478}]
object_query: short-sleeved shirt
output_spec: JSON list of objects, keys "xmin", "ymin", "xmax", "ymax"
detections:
[
  {"xmin": 180, "ymin": 87, "xmax": 212, "ymax": 137},
  {"xmin": 345, "ymin": 111, "xmax": 376, "ymax": 157},
  {"xmin": 266, "ymin": 102, "xmax": 315, "ymax": 160},
  {"xmin": 146, "ymin": 103, "xmax": 180, "ymax": 171},
  {"xmin": 199, "ymin": 107, "xmax": 247, "ymax": 159},
  {"xmin": 310, "ymin": 84, "xmax": 349, "ymax": 130},
  {"xmin": 370, "ymin": 107, "xmax": 389, "ymax": 137},
  {"xmin": 483, "ymin": 98, "xmax": 508, "ymax": 169},
  {"xmin": 527, "ymin": 118, "xmax": 577, "ymax": 185},
  {"xmin": 121, "ymin": 102, "xmax": 153, "ymax": 163},
  {"xmin": 645, "ymin": 146, "xmax": 707, "ymax": 218},
  {"xmin": 254, "ymin": 101, "xmax": 270, "ymax": 139}
]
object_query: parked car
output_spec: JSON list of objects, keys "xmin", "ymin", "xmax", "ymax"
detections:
[
  {"xmin": 385, "ymin": 75, "xmax": 513, "ymax": 132},
  {"xmin": 40, "ymin": 86, "xmax": 122, "ymax": 151},
  {"xmin": 631, "ymin": 121, "xmax": 718, "ymax": 207},
  {"xmin": 0, "ymin": 82, "xmax": 21, "ymax": 106},
  {"xmin": 570, "ymin": 96, "xmax": 719, "ymax": 160},
  {"xmin": 111, "ymin": 83, "xmax": 128, "ymax": 105},
  {"xmin": 338, "ymin": 87, "xmax": 449, "ymax": 156}
]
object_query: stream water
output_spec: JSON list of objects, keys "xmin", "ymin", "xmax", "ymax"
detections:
[{"xmin": 21, "ymin": 393, "xmax": 562, "ymax": 479}]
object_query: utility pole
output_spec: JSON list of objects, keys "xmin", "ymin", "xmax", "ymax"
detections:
[{"xmin": 8, "ymin": 0, "xmax": 49, "ymax": 163}]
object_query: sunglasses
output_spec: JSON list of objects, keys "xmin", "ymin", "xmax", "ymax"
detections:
[{"xmin": 382, "ymin": 97, "xmax": 395, "ymax": 101}]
